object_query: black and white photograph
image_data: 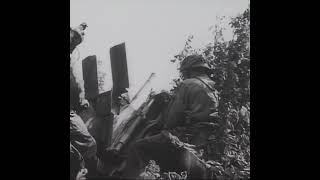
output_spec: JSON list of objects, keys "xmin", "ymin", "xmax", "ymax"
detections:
[{"xmin": 70, "ymin": 0, "xmax": 250, "ymax": 179}]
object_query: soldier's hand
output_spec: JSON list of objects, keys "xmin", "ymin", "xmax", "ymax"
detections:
[
  {"xmin": 76, "ymin": 168, "xmax": 88, "ymax": 180},
  {"xmin": 80, "ymin": 98, "xmax": 90, "ymax": 109},
  {"xmin": 210, "ymin": 112, "xmax": 219, "ymax": 118}
]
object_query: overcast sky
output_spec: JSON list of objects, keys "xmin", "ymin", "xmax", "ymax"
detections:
[{"xmin": 70, "ymin": 0, "xmax": 249, "ymax": 98}]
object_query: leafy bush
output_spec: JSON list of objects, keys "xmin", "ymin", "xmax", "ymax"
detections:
[{"xmin": 168, "ymin": 6, "xmax": 250, "ymax": 179}]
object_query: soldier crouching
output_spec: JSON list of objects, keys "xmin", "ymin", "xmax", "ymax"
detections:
[{"xmin": 122, "ymin": 55, "xmax": 221, "ymax": 179}]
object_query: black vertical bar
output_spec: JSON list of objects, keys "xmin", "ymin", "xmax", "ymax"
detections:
[
  {"xmin": 110, "ymin": 43, "xmax": 129, "ymax": 100},
  {"xmin": 82, "ymin": 55, "xmax": 99, "ymax": 100},
  {"xmin": 94, "ymin": 91, "xmax": 113, "ymax": 148}
]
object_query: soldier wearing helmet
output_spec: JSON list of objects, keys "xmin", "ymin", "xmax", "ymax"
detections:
[
  {"xmin": 70, "ymin": 23, "xmax": 106, "ymax": 179},
  {"xmin": 123, "ymin": 55, "xmax": 219, "ymax": 179},
  {"xmin": 163, "ymin": 55, "xmax": 219, "ymax": 129},
  {"xmin": 179, "ymin": 54, "xmax": 211, "ymax": 77}
]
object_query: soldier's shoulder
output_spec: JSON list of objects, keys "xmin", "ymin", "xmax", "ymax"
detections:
[
  {"xmin": 180, "ymin": 78, "xmax": 206, "ymax": 94},
  {"xmin": 200, "ymin": 77, "xmax": 216, "ymax": 88},
  {"xmin": 181, "ymin": 78, "xmax": 202, "ymax": 86},
  {"xmin": 182, "ymin": 77, "xmax": 215, "ymax": 88}
]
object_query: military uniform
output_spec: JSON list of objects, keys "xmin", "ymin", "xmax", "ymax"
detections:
[
  {"xmin": 70, "ymin": 143, "xmax": 85, "ymax": 179},
  {"xmin": 163, "ymin": 75, "xmax": 218, "ymax": 131},
  {"xmin": 70, "ymin": 24, "xmax": 100, "ymax": 179},
  {"xmin": 70, "ymin": 111, "xmax": 97, "ymax": 159}
]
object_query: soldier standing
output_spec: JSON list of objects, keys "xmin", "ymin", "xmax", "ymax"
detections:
[{"xmin": 70, "ymin": 23, "xmax": 102, "ymax": 179}]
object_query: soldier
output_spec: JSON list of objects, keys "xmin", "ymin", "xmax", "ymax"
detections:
[
  {"xmin": 70, "ymin": 23, "xmax": 87, "ymax": 54},
  {"xmin": 123, "ymin": 55, "xmax": 220, "ymax": 179},
  {"xmin": 70, "ymin": 24, "xmax": 103, "ymax": 179}
]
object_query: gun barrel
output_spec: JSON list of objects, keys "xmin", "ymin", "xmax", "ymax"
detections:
[
  {"xmin": 110, "ymin": 72, "xmax": 156, "ymax": 151},
  {"xmin": 130, "ymin": 73, "xmax": 155, "ymax": 103}
]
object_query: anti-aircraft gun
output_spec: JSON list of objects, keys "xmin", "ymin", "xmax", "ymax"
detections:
[
  {"xmin": 97, "ymin": 75, "xmax": 213, "ymax": 179},
  {"xmin": 80, "ymin": 42, "xmax": 215, "ymax": 179}
]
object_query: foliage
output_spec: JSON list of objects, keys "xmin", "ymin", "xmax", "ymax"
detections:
[
  {"xmin": 97, "ymin": 57, "xmax": 108, "ymax": 93},
  {"xmin": 140, "ymin": 160, "xmax": 187, "ymax": 180},
  {"xmin": 168, "ymin": 6, "xmax": 250, "ymax": 179}
]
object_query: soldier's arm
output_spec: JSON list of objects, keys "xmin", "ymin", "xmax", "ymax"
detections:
[
  {"xmin": 164, "ymin": 83, "xmax": 188, "ymax": 129},
  {"xmin": 70, "ymin": 66, "xmax": 89, "ymax": 108},
  {"xmin": 79, "ymin": 86, "xmax": 89, "ymax": 107},
  {"xmin": 187, "ymin": 86, "xmax": 217, "ymax": 123},
  {"xmin": 70, "ymin": 113, "xmax": 97, "ymax": 159}
]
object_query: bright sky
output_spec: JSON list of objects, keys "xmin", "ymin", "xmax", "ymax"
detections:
[{"xmin": 70, "ymin": 0, "xmax": 249, "ymax": 98}]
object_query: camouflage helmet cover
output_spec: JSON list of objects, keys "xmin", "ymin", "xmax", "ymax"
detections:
[{"xmin": 179, "ymin": 55, "xmax": 210, "ymax": 71}]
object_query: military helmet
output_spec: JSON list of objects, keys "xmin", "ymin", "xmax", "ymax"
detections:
[{"xmin": 179, "ymin": 55, "xmax": 210, "ymax": 71}]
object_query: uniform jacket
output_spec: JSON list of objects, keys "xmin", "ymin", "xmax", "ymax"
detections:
[
  {"xmin": 163, "ymin": 75, "xmax": 219, "ymax": 129},
  {"xmin": 70, "ymin": 111, "xmax": 97, "ymax": 159}
]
